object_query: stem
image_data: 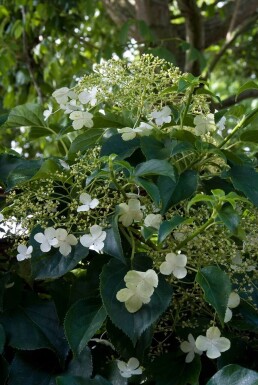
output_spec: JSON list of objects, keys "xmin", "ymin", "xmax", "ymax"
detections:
[
  {"xmin": 218, "ymin": 116, "xmax": 245, "ymax": 149},
  {"xmin": 180, "ymin": 85, "xmax": 195, "ymax": 129},
  {"xmin": 128, "ymin": 229, "xmax": 135, "ymax": 267},
  {"xmin": 108, "ymin": 157, "xmax": 127, "ymax": 199}
]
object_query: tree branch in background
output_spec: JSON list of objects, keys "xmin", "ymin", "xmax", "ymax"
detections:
[
  {"xmin": 20, "ymin": 6, "xmax": 43, "ymax": 104},
  {"xmin": 177, "ymin": 0, "xmax": 204, "ymax": 75},
  {"xmin": 215, "ymin": 89, "xmax": 258, "ymax": 110}
]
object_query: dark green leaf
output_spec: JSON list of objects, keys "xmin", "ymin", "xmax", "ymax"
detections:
[
  {"xmin": 135, "ymin": 159, "xmax": 175, "ymax": 179},
  {"xmin": 67, "ymin": 347, "xmax": 92, "ymax": 378},
  {"xmin": 240, "ymin": 130, "xmax": 258, "ymax": 143},
  {"xmin": 206, "ymin": 364, "xmax": 258, "ymax": 385},
  {"xmin": 151, "ymin": 353, "xmax": 201, "ymax": 385},
  {"xmin": 217, "ymin": 204, "xmax": 240, "ymax": 233},
  {"xmin": 68, "ymin": 128, "xmax": 103, "ymax": 157},
  {"xmin": 229, "ymin": 165, "xmax": 258, "ymax": 207},
  {"xmin": 136, "ymin": 177, "xmax": 160, "ymax": 206},
  {"xmin": 56, "ymin": 375, "xmax": 112, "ymax": 385},
  {"xmin": 236, "ymin": 81, "xmax": 258, "ymax": 98},
  {"xmin": 104, "ymin": 214, "xmax": 125, "ymax": 263},
  {"xmin": 0, "ymin": 355, "xmax": 8, "ymax": 385},
  {"xmin": 4, "ymin": 103, "xmax": 46, "ymax": 129},
  {"xmin": 100, "ymin": 259, "xmax": 172, "ymax": 345},
  {"xmin": 140, "ymin": 136, "xmax": 171, "ymax": 160},
  {"xmin": 64, "ymin": 298, "xmax": 107, "ymax": 356},
  {"xmin": 158, "ymin": 216, "xmax": 188, "ymax": 243},
  {"xmin": 196, "ymin": 266, "xmax": 232, "ymax": 325},
  {"xmin": 0, "ymin": 324, "xmax": 5, "ymax": 353},
  {"xmin": 100, "ymin": 134, "xmax": 140, "ymax": 159}
]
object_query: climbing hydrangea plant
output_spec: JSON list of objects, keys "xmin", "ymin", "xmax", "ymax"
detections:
[{"xmin": 0, "ymin": 55, "xmax": 258, "ymax": 384}]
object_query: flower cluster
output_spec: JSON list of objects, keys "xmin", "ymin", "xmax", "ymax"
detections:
[{"xmin": 116, "ymin": 269, "xmax": 158, "ymax": 313}]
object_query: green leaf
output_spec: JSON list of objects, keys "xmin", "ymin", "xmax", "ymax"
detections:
[
  {"xmin": 229, "ymin": 165, "xmax": 258, "ymax": 207},
  {"xmin": 68, "ymin": 128, "xmax": 103, "ymax": 158},
  {"xmin": 103, "ymin": 214, "xmax": 125, "ymax": 263},
  {"xmin": 100, "ymin": 259, "xmax": 172, "ymax": 345},
  {"xmin": 100, "ymin": 134, "xmax": 140, "ymax": 159},
  {"xmin": 136, "ymin": 177, "xmax": 160, "ymax": 206},
  {"xmin": 206, "ymin": 364, "xmax": 258, "ymax": 385},
  {"xmin": 4, "ymin": 103, "xmax": 46, "ymax": 129},
  {"xmin": 140, "ymin": 136, "xmax": 171, "ymax": 160},
  {"xmin": 56, "ymin": 375, "xmax": 112, "ymax": 385},
  {"xmin": 0, "ymin": 355, "xmax": 8, "ymax": 385},
  {"xmin": 151, "ymin": 353, "xmax": 201, "ymax": 385},
  {"xmin": 158, "ymin": 216, "xmax": 188, "ymax": 243},
  {"xmin": 64, "ymin": 298, "xmax": 107, "ymax": 356},
  {"xmin": 30, "ymin": 226, "xmax": 89, "ymax": 279},
  {"xmin": 135, "ymin": 159, "xmax": 175, "ymax": 179},
  {"xmin": 240, "ymin": 130, "xmax": 258, "ymax": 143},
  {"xmin": 217, "ymin": 204, "xmax": 240, "ymax": 233},
  {"xmin": 196, "ymin": 266, "xmax": 232, "ymax": 325},
  {"xmin": 66, "ymin": 346, "xmax": 93, "ymax": 378},
  {"xmin": 236, "ymin": 80, "xmax": 258, "ymax": 98},
  {"xmin": 0, "ymin": 324, "xmax": 5, "ymax": 353}
]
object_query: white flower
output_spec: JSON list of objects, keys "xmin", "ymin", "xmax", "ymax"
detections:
[
  {"xmin": 52, "ymin": 87, "xmax": 71, "ymax": 104},
  {"xmin": 195, "ymin": 326, "xmax": 231, "ymax": 359},
  {"xmin": 16, "ymin": 245, "xmax": 33, "ymax": 261},
  {"xmin": 116, "ymin": 269, "xmax": 158, "ymax": 313},
  {"xmin": 117, "ymin": 127, "xmax": 136, "ymax": 141},
  {"xmin": 78, "ymin": 87, "xmax": 98, "ymax": 106},
  {"xmin": 193, "ymin": 113, "xmax": 216, "ymax": 136},
  {"xmin": 160, "ymin": 252, "xmax": 187, "ymax": 279},
  {"xmin": 224, "ymin": 292, "xmax": 240, "ymax": 323},
  {"xmin": 60, "ymin": 99, "xmax": 80, "ymax": 114},
  {"xmin": 0, "ymin": 213, "xmax": 4, "ymax": 221},
  {"xmin": 135, "ymin": 122, "xmax": 153, "ymax": 136},
  {"xmin": 53, "ymin": 228, "xmax": 78, "ymax": 256},
  {"xmin": 217, "ymin": 116, "xmax": 226, "ymax": 131},
  {"xmin": 150, "ymin": 106, "xmax": 171, "ymax": 126},
  {"xmin": 180, "ymin": 334, "xmax": 202, "ymax": 363},
  {"xmin": 77, "ymin": 193, "xmax": 99, "ymax": 212},
  {"xmin": 34, "ymin": 227, "xmax": 59, "ymax": 252},
  {"xmin": 118, "ymin": 199, "xmax": 143, "ymax": 227},
  {"xmin": 144, "ymin": 214, "xmax": 162, "ymax": 230},
  {"xmin": 117, "ymin": 357, "xmax": 142, "ymax": 378},
  {"xmin": 43, "ymin": 105, "xmax": 53, "ymax": 121},
  {"xmin": 59, "ymin": 159, "xmax": 70, "ymax": 170},
  {"xmin": 80, "ymin": 224, "xmax": 106, "ymax": 252},
  {"xmin": 69, "ymin": 110, "xmax": 93, "ymax": 130}
]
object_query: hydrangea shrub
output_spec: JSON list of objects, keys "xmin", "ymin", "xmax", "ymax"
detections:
[{"xmin": 0, "ymin": 55, "xmax": 257, "ymax": 384}]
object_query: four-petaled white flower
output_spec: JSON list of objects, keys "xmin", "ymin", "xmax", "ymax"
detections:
[
  {"xmin": 195, "ymin": 326, "xmax": 231, "ymax": 359},
  {"xmin": 77, "ymin": 193, "xmax": 99, "ymax": 212},
  {"xmin": 150, "ymin": 106, "xmax": 171, "ymax": 126},
  {"xmin": 34, "ymin": 227, "xmax": 59, "ymax": 252},
  {"xmin": 117, "ymin": 127, "xmax": 136, "ymax": 141},
  {"xmin": 144, "ymin": 213, "xmax": 162, "ymax": 230},
  {"xmin": 117, "ymin": 357, "xmax": 142, "ymax": 378},
  {"xmin": 78, "ymin": 87, "xmax": 98, "ymax": 106},
  {"xmin": 80, "ymin": 224, "xmax": 106, "ymax": 252},
  {"xmin": 16, "ymin": 244, "xmax": 33, "ymax": 262},
  {"xmin": 69, "ymin": 110, "xmax": 93, "ymax": 130},
  {"xmin": 224, "ymin": 291, "xmax": 240, "ymax": 323},
  {"xmin": 180, "ymin": 334, "xmax": 202, "ymax": 363},
  {"xmin": 43, "ymin": 105, "xmax": 53, "ymax": 121},
  {"xmin": 194, "ymin": 113, "xmax": 216, "ymax": 136},
  {"xmin": 0, "ymin": 213, "xmax": 4, "ymax": 221},
  {"xmin": 53, "ymin": 228, "xmax": 78, "ymax": 256},
  {"xmin": 52, "ymin": 87, "xmax": 71, "ymax": 104},
  {"xmin": 116, "ymin": 269, "xmax": 158, "ymax": 313},
  {"xmin": 118, "ymin": 199, "xmax": 143, "ymax": 227},
  {"xmin": 160, "ymin": 252, "xmax": 187, "ymax": 278}
]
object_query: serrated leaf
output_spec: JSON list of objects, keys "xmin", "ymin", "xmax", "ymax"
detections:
[
  {"xmin": 217, "ymin": 204, "xmax": 240, "ymax": 233},
  {"xmin": 100, "ymin": 259, "xmax": 172, "ymax": 345},
  {"xmin": 68, "ymin": 128, "xmax": 103, "ymax": 157},
  {"xmin": 66, "ymin": 346, "xmax": 93, "ymax": 378},
  {"xmin": 100, "ymin": 134, "xmax": 140, "ymax": 159},
  {"xmin": 140, "ymin": 136, "xmax": 171, "ymax": 160},
  {"xmin": 196, "ymin": 266, "xmax": 231, "ymax": 325},
  {"xmin": 103, "ymin": 214, "xmax": 125, "ymax": 263},
  {"xmin": 135, "ymin": 159, "xmax": 175, "ymax": 179},
  {"xmin": 4, "ymin": 103, "xmax": 46, "ymax": 129},
  {"xmin": 236, "ymin": 81, "xmax": 258, "ymax": 98},
  {"xmin": 136, "ymin": 177, "xmax": 160, "ymax": 206},
  {"xmin": 229, "ymin": 165, "xmax": 258, "ymax": 207},
  {"xmin": 158, "ymin": 216, "xmax": 188, "ymax": 243},
  {"xmin": 206, "ymin": 364, "xmax": 258, "ymax": 385},
  {"xmin": 65, "ymin": 298, "xmax": 107, "ymax": 356}
]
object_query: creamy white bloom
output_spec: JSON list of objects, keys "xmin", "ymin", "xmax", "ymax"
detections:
[
  {"xmin": 144, "ymin": 213, "xmax": 162, "ymax": 229},
  {"xmin": 43, "ymin": 105, "xmax": 53, "ymax": 121},
  {"xmin": 117, "ymin": 127, "xmax": 136, "ymax": 141},
  {"xmin": 217, "ymin": 116, "xmax": 226, "ymax": 131},
  {"xmin": 195, "ymin": 326, "xmax": 231, "ymax": 359},
  {"xmin": 160, "ymin": 252, "xmax": 187, "ymax": 278},
  {"xmin": 116, "ymin": 269, "xmax": 158, "ymax": 313},
  {"xmin": 34, "ymin": 227, "xmax": 59, "ymax": 252},
  {"xmin": 117, "ymin": 357, "xmax": 142, "ymax": 378},
  {"xmin": 16, "ymin": 245, "xmax": 33, "ymax": 262},
  {"xmin": 224, "ymin": 292, "xmax": 241, "ymax": 323},
  {"xmin": 150, "ymin": 106, "xmax": 171, "ymax": 126},
  {"xmin": 77, "ymin": 193, "xmax": 99, "ymax": 212},
  {"xmin": 52, "ymin": 87, "xmax": 70, "ymax": 104},
  {"xmin": 60, "ymin": 99, "xmax": 80, "ymax": 114},
  {"xmin": 134, "ymin": 122, "xmax": 153, "ymax": 136},
  {"xmin": 53, "ymin": 228, "xmax": 78, "ymax": 256},
  {"xmin": 194, "ymin": 113, "xmax": 216, "ymax": 136},
  {"xmin": 0, "ymin": 213, "xmax": 4, "ymax": 221},
  {"xmin": 118, "ymin": 199, "xmax": 143, "ymax": 227},
  {"xmin": 69, "ymin": 110, "xmax": 93, "ymax": 130},
  {"xmin": 180, "ymin": 334, "xmax": 202, "ymax": 363},
  {"xmin": 78, "ymin": 87, "xmax": 98, "ymax": 106},
  {"xmin": 59, "ymin": 159, "xmax": 70, "ymax": 170},
  {"xmin": 80, "ymin": 225, "xmax": 106, "ymax": 252}
]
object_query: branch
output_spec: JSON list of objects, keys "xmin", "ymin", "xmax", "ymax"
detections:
[
  {"xmin": 20, "ymin": 6, "xmax": 43, "ymax": 104},
  {"xmin": 215, "ymin": 90, "xmax": 258, "ymax": 110}
]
